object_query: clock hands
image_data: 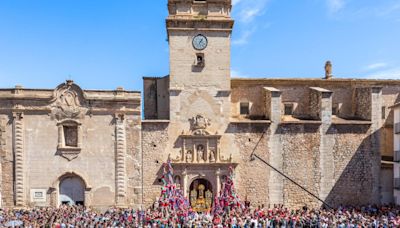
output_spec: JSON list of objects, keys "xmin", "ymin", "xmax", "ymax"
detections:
[{"xmin": 193, "ymin": 35, "xmax": 207, "ymax": 50}]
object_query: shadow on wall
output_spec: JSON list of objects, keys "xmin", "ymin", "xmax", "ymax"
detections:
[
  {"xmin": 267, "ymin": 123, "xmax": 380, "ymax": 208},
  {"xmin": 275, "ymin": 124, "xmax": 320, "ymax": 134},
  {"xmin": 324, "ymin": 125, "xmax": 379, "ymax": 207},
  {"xmin": 225, "ymin": 123, "xmax": 268, "ymax": 134}
]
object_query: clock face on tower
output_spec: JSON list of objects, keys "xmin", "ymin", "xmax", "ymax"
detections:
[{"xmin": 192, "ymin": 34, "xmax": 208, "ymax": 50}]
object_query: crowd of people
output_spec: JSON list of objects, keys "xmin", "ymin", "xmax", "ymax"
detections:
[
  {"xmin": 1, "ymin": 204, "xmax": 400, "ymax": 227},
  {"xmin": 1, "ymin": 163, "xmax": 400, "ymax": 227}
]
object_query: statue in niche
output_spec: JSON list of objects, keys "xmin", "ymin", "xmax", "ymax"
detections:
[
  {"xmin": 209, "ymin": 150, "xmax": 216, "ymax": 162},
  {"xmin": 197, "ymin": 145, "xmax": 205, "ymax": 162},
  {"xmin": 196, "ymin": 184, "xmax": 207, "ymax": 211},
  {"xmin": 190, "ymin": 188, "xmax": 197, "ymax": 208},
  {"xmin": 198, "ymin": 184, "xmax": 205, "ymax": 200},
  {"xmin": 186, "ymin": 150, "xmax": 193, "ymax": 163}
]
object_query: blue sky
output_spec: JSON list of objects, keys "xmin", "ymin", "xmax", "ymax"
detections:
[{"xmin": 0, "ymin": 0, "xmax": 399, "ymax": 91}]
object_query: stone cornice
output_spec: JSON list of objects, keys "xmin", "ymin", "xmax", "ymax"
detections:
[
  {"xmin": 0, "ymin": 89, "xmax": 141, "ymax": 103},
  {"xmin": 231, "ymin": 78, "xmax": 400, "ymax": 87},
  {"xmin": 166, "ymin": 18, "xmax": 234, "ymax": 32}
]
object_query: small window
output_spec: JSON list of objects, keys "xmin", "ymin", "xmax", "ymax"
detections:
[
  {"xmin": 382, "ymin": 106, "xmax": 386, "ymax": 119},
  {"xmin": 195, "ymin": 53, "xmax": 205, "ymax": 67},
  {"xmin": 240, "ymin": 102, "xmax": 250, "ymax": 115},
  {"xmin": 63, "ymin": 126, "xmax": 78, "ymax": 147},
  {"xmin": 284, "ymin": 103, "xmax": 294, "ymax": 115},
  {"xmin": 57, "ymin": 120, "xmax": 81, "ymax": 161}
]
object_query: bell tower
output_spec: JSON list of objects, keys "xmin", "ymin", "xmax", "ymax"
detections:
[{"xmin": 167, "ymin": 0, "xmax": 234, "ymax": 124}]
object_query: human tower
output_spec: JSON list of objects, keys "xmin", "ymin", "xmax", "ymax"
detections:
[{"xmin": 156, "ymin": 159, "xmax": 243, "ymax": 216}]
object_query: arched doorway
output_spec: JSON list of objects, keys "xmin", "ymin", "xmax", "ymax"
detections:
[
  {"xmin": 189, "ymin": 178, "xmax": 213, "ymax": 212},
  {"xmin": 59, "ymin": 176, "xmax": 85, "ymax": 206}
]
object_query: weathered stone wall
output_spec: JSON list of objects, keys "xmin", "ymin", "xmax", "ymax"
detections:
[
  {"xmin": 280, "ymin": 124, "xmax": 321, "ymax": 208},
  {"xmin": 143, "ymin": 79, "xmax": 158, "ymax": 120},
  {"xmin": 229, "ymin": 123, "xmax": 270, "ymax": 207},
  {"xmin": 143, "ymin": 77, "xmax": 170, "ymax": 120},
  {"xmin": 231, "ymin": 86, "xmax": 266, "ymax": 119},
  {"xmin": 326, "ymin": 125, "xmax": 377, "ymax": 206},
  {"xmin": 354, "ymin": 88, "xmax": 372, "ymax": 120},
  {"xmin": 169, "ymin": 30, "xmax": 231, "ymax": 91},
  {"xmin": 141, "ymin": 122, "xmax": 170, "ymax": 207},
  {"xmin": 229, "ymin": 80, "xmax": 400, "ymax": 208},
  {"xmin": 0, "ymin": 115, "xmax": 14, "ymax": 207},
  {"xmin": 24, "ymin": 114, "xmax": 117, "ymax": 207},
  {"xmin": 382, "ymin": 86, "xmax": 400, "ymax": 126},
  {"xmin": 125, "ymin": 115, "xmax": 142, "ymax": 208},
  {"xmin": 0, "ymin": 82, "xmax": 141, "ymax": 208},
  {"xmin": 309, "ymin": 89, "xmax": 322, "ymax": 120},
  {"xmin": 231, "ymin": 80, "xmax": 400, "ymax": 121}
]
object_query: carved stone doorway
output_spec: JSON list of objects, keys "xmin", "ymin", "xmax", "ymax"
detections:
[
  {"xmin": 59, "ymin": 176, "xmax": 85, "ymax": 206},
  {"xmin": 189, "ymin": 178, "xmax": 213, "ymax": 212}
]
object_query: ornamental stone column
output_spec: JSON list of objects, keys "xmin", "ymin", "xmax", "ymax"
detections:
[
  {"xmin": 115, "ymin": 113, "xmax": 127, "ymax": 206},
  {"xmin": 216, "ymin": 168, "xmax": 221, "ymax": 195},
  {"xmin": 182, "ymin": 168, "xmax": 188, "ymax": 197},
  {"xmin": 13, "ymin": 112, "xmax": 25, "ymax": 207}
]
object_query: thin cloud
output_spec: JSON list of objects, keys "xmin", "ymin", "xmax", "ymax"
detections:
[
  {"xmin": 232, "ymin": 28, "xmax": 255, "ymax": 45},
  {"xmin": 366, "ymin": 67, "xmax": 400, "ymax": 79},
  {"xmin": 378, "ymin": 2, "xmax": 400, "ymax": 16},
  {"xmin": 233, "ymin": 0, "xmax": 270, "ymax": 23},
  {"xmin": 365, "ymin": 62, "xmax": 388, "ymax": 71},
  {"xmin": 232, "ymin": 0, "xmax": 243, "ymax": 6},
  {"xmin": 327, "ymin": 0, "xmax": 345, "ymax": 14},
  {"xmin": 331, "ymin": 1, "xmax": 400, "ymax": 19},
  {"xmin": 231, "ymin": 0, "xmax": 271, "ymax": 45}
]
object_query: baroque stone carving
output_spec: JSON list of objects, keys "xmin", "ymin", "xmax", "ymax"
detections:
[
  {"xmin": 51, "ymin": 80, "xmax": 86, "ymax": 120},
  {"xmin": 190, "ymin": 114, "xmax": 211, "ymax": 135},
  {"xmin": 171, "ymin": 114, "xmax": 234, "ymax": 164}
]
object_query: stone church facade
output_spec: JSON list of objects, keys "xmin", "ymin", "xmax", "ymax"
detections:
[
  {"xmin": 1, "ymin": 0, "xmax": 400, "ymax": 209},
  {"xmin": 0, "ymin": 82, "xmax": 142, "ymax": 208}
]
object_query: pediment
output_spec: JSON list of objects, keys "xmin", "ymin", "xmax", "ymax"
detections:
[{"xmin": 51, "ymin": 80, "xmax": 87, "ymax": 120}]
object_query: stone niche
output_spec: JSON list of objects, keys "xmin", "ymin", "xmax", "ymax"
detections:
[{"xmin": 171, "ymin": 114, "xmax": 232, "ymax": 164}]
